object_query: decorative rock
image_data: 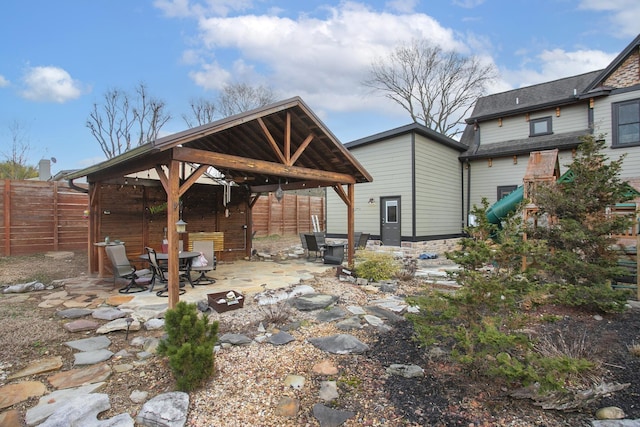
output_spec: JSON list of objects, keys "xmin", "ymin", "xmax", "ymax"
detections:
[
  {"xmin": 144, "ymin": 318, "xmax": 165, "ymax": 330},
  {"xmin": 113, "ymin": 364, "xmax": 134, "ymax": 373},
  {"xmin": 316, "ymin": 306, "xmax": 348, "ymax": 322},
  {"xmin": 593, "ymin": 314, "xmax": 604, "ymax": 321},
  {"xmin": 312, "ymin": 360, "xmax": 339, "ymax": 376},
  {"xmin": 308, "ymin": 334, "xmax": 369, "ymax": 354},
  {"xmin": 257, "ymin": 322, "xmax": 266, "ymax": 333},
  {"xmin": 363, "ymin": 314, "xmax": 384, "ymax": 327},
  {"xmin": 25, "ymin": 382, "xmax": 105, "ymax": 426},
  {"xmin": 355, "ymin": 277, "xmax": 368, "ymax": 286},
  {"xmin": 371, "ymin": 296, "xmax": 407, "ymax": 313},
  {"xmin": 47, "ymin": 363, "xmax": 112, "ymax": 389},
  {"xmin": 319, "ymin": 380, "xmax": 339, "ymax": 402},
  {"xmin": 0, "ymin": 381, "xmax": 47, "ymax": 410},
  {"xmin": 196, "ymin": 300, "xmax": 210, "ymax": 312},
  {"xmin": 255, "ymin": 284, "xmax": 315, "ymax": 305},
  {"xmin": 37, "ymin": 393, "xmax": 134, "ymax": 427},
  {"xmin": 136, "ymin": 391, "xmax": 189, "ymax": 427},
  {"xmin": 363, "ymin": 305, "xmax": 405, "ymax": 324},
  {"xmin": 267, "ymin": 331, "xmax": 296, "ymax": 346},
  {"xmin": 8, "ymin": 356, "xmax": 63, "ymax": 380},
  {"xmin": 63, "ymin": 319, "xmax": 100, "ymax": 332},
  {"xmin": 74, "ymin": 349, "xmax": 114, "ymax": 366},
  {"xmin": 96, "ymin": 318, "xmax": 141, "ymax": 334},
  {"xmin": 92, "ymin": 307, "xmax": 127, "ymax": 320},
  {"xmin": 346, "ymin": 305, "xmax": 366, "ymax": 315},
  {"xmin": 2, "ymin": 281, "xmax": 45, "ymax": 293},
  {"xmin": 130, "ymin": 390, "xmax": 149, "ymax": 404},
  {"xmin": 386, "ymin": 364, "xmax": 424, "ymax": 378},
  {"xmin": 0, "ymin": 409, "xmax": 21, "ymax": 426},
  {"xmin": 274, "ymin": 397, "xmax": 299, "ymax": 417},
  {"xmin": 290, "ymin": 293, "xmax": 338, "ymax": 311},
  {"xmin": 130, "ymin": 336, "xmax": 147, "ymax": 347},
  {"xmin": 335, "ymin": 316, "xmax": 363, "ymax": 330},
  {"xmin": 56, "ymin": 308, "xmax": 93, "ymax": 319},
  {"xmin": 284, "ymin": 374, "xmax": 305, "ymax": 390},
  {"xmin": 143, "ymin": 337, "xmax": 161, "ymax": 353},
  {"xmin": 136, "ymin": 351, "xmax": 154, "ymax": 360},
  {"xmin": 595, "ymin": 406, "xmax": 626, "ymax": 420},
  {"xmin": 219, "ymin": 333, "xmax": 252, "ymax": 346},
  {"xmin": 312, "ymin": 403, "xmax": 356, "ymax": 427},
  {"xmin": 65, "ymin": 336, "xmax": 111, "ymax": 352}
]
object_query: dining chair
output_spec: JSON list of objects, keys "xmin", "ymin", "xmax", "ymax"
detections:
[
  {"xmin": 145, "ymin": 247, "xmax": 187, "ymax": 297},
  {"xmin": 104, "ymin": 244, "xmax": 151, "ymax": 294},
  {"xmin": 191, "ymin": 240, "xmax": 217, "ymax": 285}
]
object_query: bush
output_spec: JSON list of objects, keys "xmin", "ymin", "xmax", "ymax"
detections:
[
  {"xmin": 157, "ymin": 301, "xmax": 219, "ymax": 391},
  {"xmin": 353, "ymin": 251, "xmax": 401, "ymax": 282}
]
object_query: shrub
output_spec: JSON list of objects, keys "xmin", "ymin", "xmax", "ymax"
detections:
[
  {"xmin": 353, "ymin": 251, "xmax": 401, "ymax": 281},
  {"xmin": 157, "ymin": 301, "xmax": 219, "ymax": 392}
]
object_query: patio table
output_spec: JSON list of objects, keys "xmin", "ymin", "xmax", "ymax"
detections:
[{"xmin": 139, "ymin": 251, "xmax": 200, "ymax": 288}]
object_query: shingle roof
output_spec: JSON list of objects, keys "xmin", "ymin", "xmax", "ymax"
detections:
[
  {"xmin": 465, "ymin": 70, "xmax": 602, "ymax": 123},
  {"xmin": 346, "ymin": 122, "xmax": 468, "ymax": 151}
]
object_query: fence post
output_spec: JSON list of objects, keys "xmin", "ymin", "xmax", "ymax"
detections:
[{"xmin": 3, "ymin": 180, "xmax": 10, "ymax": 256}]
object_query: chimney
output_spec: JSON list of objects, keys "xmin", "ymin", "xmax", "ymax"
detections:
[{"xmin": 38, "ymin": 159, "xmax": 51, "ymax": 181}]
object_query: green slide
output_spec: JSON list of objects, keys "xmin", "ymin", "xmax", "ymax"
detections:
[{"xmin": 485, "ymin": 185, "xmax": 523, "ymax": 224}]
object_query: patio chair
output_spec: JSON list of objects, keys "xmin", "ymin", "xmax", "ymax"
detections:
[
  {"xmin": 191, "ymin": 240, "xmax": 217, "ymax": 285},
  {"xmin": 104, "ymin": 244, "xmax": 151, "ymax": 294},
  {"xmin": 304, "ymin": 233, "xmax": 326, "ymax": 260},
  {"xmin": 299, "ymin": 233, "xmax": 309, "ymax": 257},
  {"xmin": 145, "ymin": 247, "xmax": 186, "ymax": 297},
  {"xmin": 357, "ymin": 233, "xmax": 370, "ymax": 250}
]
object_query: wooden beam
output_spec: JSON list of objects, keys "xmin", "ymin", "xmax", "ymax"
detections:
[
  {"xmin": 332, "ymin": 184, "xmax": 350, "ymax": 205},
  {"xmin": 178, "ymin": 164, "xmax": 208, "ymax": 198},
  {"xmin": 258, "ymin": 117, "xmax": 287, "ymax": 164},
  {"xmin": 289, "ymin": 133, "xmax": 314, "ymax": 166},
  {"xmin": 251, "ymin": 180, "xmax": 331, "ymax": 193},
  {"xmin": 155, "ymin": 165, "xmax": 169, "ymax": 194},
  {"xmin": 173, "ymin": 147, "xmax": 356, "ymax": 184},
  {"xmin": 285, "ymin": 111, "xmax": 291, "ymax": 164}
]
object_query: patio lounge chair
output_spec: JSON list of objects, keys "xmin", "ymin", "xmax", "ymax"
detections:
[
  {"xmin": 105, "ymin": 244, "xmax": 151, "ymax": 294},
  {"xmin": 191, "ymin": 240, "xmax": 217, "ymax": 285},
  {"xmin": 304, "ymin": 233, "xmax": 326, "ymax": 260},
  {"xmin": 145, "ymin": 247, "xmax": 187, "ymax": 297}
]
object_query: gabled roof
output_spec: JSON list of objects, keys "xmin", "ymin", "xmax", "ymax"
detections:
[
  {"xmin": 345, "ymin": 122, "xmax": 468, "ymax": 151},
  {"xmin": 66, "ymin": 97, "xmax": 372, "ymax": 188},
  {"xmin": 465, "ymin": 70, "xmax": 602, "ymax": 123},
  {"xmin": 583, "ymin": 33, "xmax": 640, "ymax": 94}
]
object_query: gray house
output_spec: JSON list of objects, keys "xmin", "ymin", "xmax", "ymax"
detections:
[
  {"xmin": 327, "ymin": 33, "xmax": 640, "ymax": 246},
  {"xmin": 326, "ymin": 123, "xmax": 467, "ymax": 245}
]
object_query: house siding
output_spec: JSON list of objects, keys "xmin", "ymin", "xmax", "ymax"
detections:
[
  {"xmin": 414, "ymin": 134, "xmax": 463, "ymax": 236},
  {"xmin": 326, "ymin": 134, "xmax": 413, "ymax": 236},
  {"xmin": 479, "ymin": 104, "xmax": 589, "ymax": 146},
  {"xmin": 592, "ymin": 91, "xmax": 640, "ymax": 180}
]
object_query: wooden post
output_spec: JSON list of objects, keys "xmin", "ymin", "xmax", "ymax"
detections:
[
  {"xmin": 167, "ymin": 160, "xmax": 181, "ymax": 309},
  {"xmin": 3, "ymin": 180, "xmax": 11, "ymax": 256},
  {"xmin": 347, "ymin": 183, "xmax": 355, "ymax": 266},
  {"xmin": 636, "ymin": 211, "xmax": 639, "ymax": 301}
]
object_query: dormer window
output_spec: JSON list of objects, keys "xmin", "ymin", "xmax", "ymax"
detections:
[{"xmin": 529, "ymin": 117, "xmax": 552, "ymax": 137}]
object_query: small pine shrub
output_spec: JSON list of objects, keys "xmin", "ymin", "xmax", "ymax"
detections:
[
  {"xmin": 157, "ymin": 301, "xmax": 219, "ymax": 392},
  {"xmin": 353, "ymin": 251, "xmax": 401, "ymax": 281}
]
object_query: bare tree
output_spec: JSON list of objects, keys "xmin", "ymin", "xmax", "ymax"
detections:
[
  {"xmin": 0, "ymin": 120, "xmax": 38, "ymax": 179},
  {"xmin": 217, "ymin": 83, "xmax": 276, "ymax": 118},
  {"xmin": 182, "ymin": 97, "xmax": 217, "ymax": 127},
  {"xmin": 364, "ymin": 39, "xmax": 497, "ymax": 138},
  {"xmin": 87, "ymin": 82, "xmax": 171, "ymax": 159}
]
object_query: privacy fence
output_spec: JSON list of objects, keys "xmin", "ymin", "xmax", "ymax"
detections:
[
  {"xmin": 0, "ymin": 180, "xmax": 89, "ymax": 256},
  {"xmin": 1, "ymin": 179, "xmax": 325, "ymax": 256}
]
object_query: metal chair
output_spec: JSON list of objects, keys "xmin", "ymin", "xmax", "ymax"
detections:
[
  {"xmin": 145, "ymin": 247, "xmax": 186, "ymax": 297},
  {"xmin": 104, "ymin": 245, "xmax": 151, "ymax": 294},
  {"xmin": 191, "ymin": 240, "xmax": 217, "ymax": 285},
  {"xmin": 304, "ymin": 233, "xmax": 326, "ymax": 260}
]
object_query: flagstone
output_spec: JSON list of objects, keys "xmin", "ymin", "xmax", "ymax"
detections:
[
  {"xmin": 62, "ymin": 300, "xmax": 91, "ymax": 308},
  {"xmin": 65, "ymin": 335, "xmax": 111, "ymax": 352},
  {"xmin": 24, "ymin": 382, "xmax": 105, "ymax": 426},
  {"xmin": 47, "ymin": 362, "xmax": 112, "ymax": 389},
  {"xmin": 0, "ymin": 381, "xmax": 47, "ymax": 410},
  {"xmin": 39, "ymin": 299, "xmax": 65, "ymax": 308},
  {"xmin": 0, "ymin": 409, "xmax": 21, "ymax": 426},
  {"xmin": 43, "ymin": 290, "xmax": 68, "ymax": 300},
  {"xmin": 8, "ymin": 356, "xmax": 63, "ymax": 380},
  {"xmin": 106, "ymin": 295, "xmax": 135, "ymax": 306},
  {"xmin": 63, "ymin": 319, "xmax": 100, "ymax": 332}
]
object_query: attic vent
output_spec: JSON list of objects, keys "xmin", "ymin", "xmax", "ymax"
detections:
[{"xmin": 516, "ymin": 97, "xmax": 519, "ymax": 105}]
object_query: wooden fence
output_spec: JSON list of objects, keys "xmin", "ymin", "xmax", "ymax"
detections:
[
  {"xmin": 0, "ymin": 180, "xmax": 89, "ymax": 256},
  {"xmin": 1, "ymin": 180, "xmax": 325, "ymax": 256},
  {"xmin": 252, "ymin": 193, "xmax": 325, "ymax": 237}
]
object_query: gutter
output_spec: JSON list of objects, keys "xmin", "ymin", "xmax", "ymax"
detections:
[{"xmin": 68, "ymin": 178, "xmax": 89, "ymax": 194}]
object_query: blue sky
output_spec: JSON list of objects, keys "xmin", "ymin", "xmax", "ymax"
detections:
[{"xmin": 1, "ymin": 0, "xmax": 639, "ymax": 174}]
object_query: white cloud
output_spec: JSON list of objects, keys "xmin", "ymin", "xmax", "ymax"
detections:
[
  {"xmin": 0, "ymin": 75, "xmax": 9, "ymax": 87},
  {"xmin": 189, "ymin": 2, "xmax": 466, "ymax": 113},
  {"xmin": 499, "ymin": 48, "xmax": 617, "ymax": 90},
  {"xmin": 154, "ymin": 0, "xmax": 253, "ymax": 18},
  {"xmin": 385, "ymin": 0, "xmax": 418, "ymax": 14},
  {"xmin": 21, "ymin": 66, "xmax": 84, "ymax": 103},
  {"xmin": 452, "ymin": 0, "xmax": 485, "ymax": 8},
  {"xmin": 579, "ymin": 0, "xmax": 640, "ymax": 38}
]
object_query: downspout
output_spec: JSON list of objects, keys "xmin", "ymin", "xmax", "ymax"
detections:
[
  {"xmin": 68, "ymin": 178, "xmax": 89, "ymax": 193},
  {"xmin": 465, "ymin": 160, "xmax": 471, "ymax": 230}
]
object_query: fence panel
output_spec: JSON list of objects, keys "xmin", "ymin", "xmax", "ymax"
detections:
[
  {"xmin": 0, "ymin": 180, "xmax": 89, "ymax": 256},
  {"xmin": 252, "ymin": 193, "xmax": 325, "ymax": 238}
]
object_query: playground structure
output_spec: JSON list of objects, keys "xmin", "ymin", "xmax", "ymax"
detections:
[{"xmin": 484, "ymin": 148, "xmax": 639, "ymax": 298}]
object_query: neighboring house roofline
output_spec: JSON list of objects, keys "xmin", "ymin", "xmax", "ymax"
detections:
[
  {"xmin": 583, "ymin": 33, "xmax": 640, "ymax": 94},
  {"xmin": 345, "ymin": 122, "xmax": 468, "ymax": 151}
]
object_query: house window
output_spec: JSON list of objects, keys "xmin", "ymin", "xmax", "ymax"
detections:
[
  {"xmin": 529, "ymin": 117, "xmax": 552, "ymax": 136},
  {"xmin": 612, "ymin": 99, "xmax": 640, "ymax": 147},
  {"xmin": 497, "ymin": 185, "xmax": 518, "ymax": 201}
]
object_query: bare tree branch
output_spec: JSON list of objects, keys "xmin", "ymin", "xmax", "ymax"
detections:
[
  {"xmin": 364, "ymin": 39, "xmax": 497, "ymax": 138},
  {"xmin": 182, "ymin": 98, "xmax": 217, "ymax": 127},
  {"xmin": 0, "ymin": 120, "xmax": 38, "ymax": 179},
  {"xmin": 218, "ymin": 83, "xmax": 276, "ymax": 118},
  {"xmin": 86, "ymin": 83, "xmax": 171, "ymax": 159}
]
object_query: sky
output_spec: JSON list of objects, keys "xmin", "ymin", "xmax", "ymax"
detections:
[{"xmin": 1, "ymin": 0, "xmax": 639, "ymax": 175}]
